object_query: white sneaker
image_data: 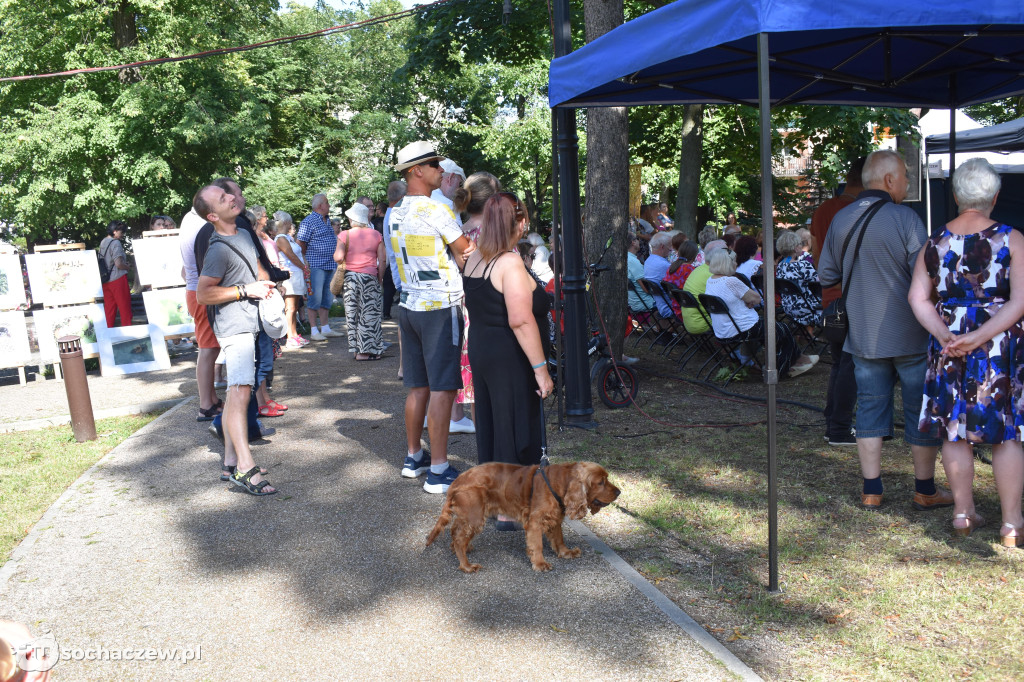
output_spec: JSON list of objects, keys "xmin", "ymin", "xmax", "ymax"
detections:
[
  {"xmin": 449, "ymin": 416, "xmax": 475, "ymax": 434},
  {"xmin": 310, "ymin": 331, "xmax": 327, "ymax": 341},
  {"xmin": 321, "ymin": 328, "xmax": 343, "ymax": 338},
  {"xmin": 789, "ymin": 361, "xmax": 814, "ymax": 378}
]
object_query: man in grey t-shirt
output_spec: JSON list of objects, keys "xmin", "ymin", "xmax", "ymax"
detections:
[
  {"xmin": 818, "ymin": 150, "xmax": 951, "ymax": 512},
  {"xmin": 195, "ymin": 184, "xmax": 278, "ymax": 497}
]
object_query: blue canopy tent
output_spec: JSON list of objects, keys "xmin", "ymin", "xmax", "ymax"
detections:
[{"xmin": 547, "ymin": 0, "xmax": 1024, "ymax": 591}]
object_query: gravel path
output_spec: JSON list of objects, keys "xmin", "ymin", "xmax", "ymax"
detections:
[{"xmin": 0, "ymin": 321, "xmax": 751, "ymax": 681}]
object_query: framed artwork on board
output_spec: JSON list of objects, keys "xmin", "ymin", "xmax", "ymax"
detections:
[
  {"xmin": 32, "ymin": 304, "xmax": 107, "ymax": 362},
  {"xmin": 96, "ymin": 324, "xmax": 170, "ymax": 377},
  {"xmin": 133, "ymin": 239, "xmax": 185, "ymax": 288},
  {"xmin": 0, "ymin": 253, "xmax": 27, "ymax": 310},
  {"xmin": 142, "ymin": 288, "xmax": 194, "ymax": 336},
  {"xmin": 24, "ymin": 251, "xmax": 103, "ymax": 305},
  {"xmin": 0, "ymin": 311, "xmax": 32, "ymax": 368}
]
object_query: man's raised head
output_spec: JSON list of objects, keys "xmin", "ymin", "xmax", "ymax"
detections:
[
  {"xmin": 193, "ymin": 185, "xmax": 240, "ymax": 227},
  {"xmin": 212, "ymin": 177, "xmax": 245, "ymax": 212}
]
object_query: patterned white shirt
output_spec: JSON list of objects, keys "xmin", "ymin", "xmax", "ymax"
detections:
[{"xmin": 389, "ymin": 195, "xmax": 464, "ymax": 311}]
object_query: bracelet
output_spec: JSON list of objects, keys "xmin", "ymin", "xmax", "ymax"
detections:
[
  {"xmin": 531, "ymin": 361, "xmax": 546, "ymax": 369},
  {"xmin": 236, "ymin": 285, "xmax": 243, "ymax": 301}
]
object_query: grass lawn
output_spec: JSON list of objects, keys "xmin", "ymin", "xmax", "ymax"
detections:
[
  {"xmin": 552, "ymin": 345, "xmax": 1024, "ymax": 681},
  {"xmin": 0, "ymin": 414, "xmax": 159, "ymax": 564}
]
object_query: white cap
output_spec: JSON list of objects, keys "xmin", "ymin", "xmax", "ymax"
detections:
[{"xmin": 439, "ymin": 159, "xmax": 465, "ymax": 180}]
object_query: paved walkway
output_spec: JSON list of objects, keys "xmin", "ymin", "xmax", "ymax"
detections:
[{"xmin": 0, "ymin": 321, "xmax": 758, "ymax": 681}]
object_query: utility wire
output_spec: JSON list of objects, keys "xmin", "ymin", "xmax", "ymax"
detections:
[{"xmin": 0, "ymin": 0, "xmax": 454, "ymax": 84}]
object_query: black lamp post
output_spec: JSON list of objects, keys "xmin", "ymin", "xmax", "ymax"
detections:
[{"xmin": 551, "ymin": 0, "xmax": 595, "ymax": 426}]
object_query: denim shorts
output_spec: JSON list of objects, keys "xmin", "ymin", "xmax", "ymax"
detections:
[
  {"xmin": 853, "ymin": 354, "xmax": 941, "ymax": 446},
  {"xmin": 307, "ymin": 267, "xmax": 335, "ymax": 311},
  {"xmin": 399, "ymin": 306, "xmax": 464, "ymax": 391},
  {"xmin": 218, "ymin": 332, "xmax": 257, "ymax": 388}
]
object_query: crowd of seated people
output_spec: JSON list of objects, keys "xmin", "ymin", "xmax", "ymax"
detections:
[{"xmin": 624, "ymin": 207, "xmax": 823, "ymax": 380}]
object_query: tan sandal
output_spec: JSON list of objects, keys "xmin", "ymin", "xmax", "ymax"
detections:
[
  {"xmin": 952, "ymin": 512, "xmax": 986, "ymax": 537},
  {"xmin": 1000, "ymin": 522, "xmax": 1024, "ymax": 548}
]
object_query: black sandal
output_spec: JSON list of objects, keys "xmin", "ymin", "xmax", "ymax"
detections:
[
  {"xmin": 231, "ymin": 466, "xmax": 277, "ymax": 496},
  {"xmin": 196, "ymin": 400, "xmax": 224, "ymax": 422},
  {"xmin": 220, "ymin": 464, "xmax": 268, "ymax": 481}
]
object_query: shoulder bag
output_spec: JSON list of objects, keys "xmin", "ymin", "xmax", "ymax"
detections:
[
  {"xmin": 208, "ymin": 236, "xmax": 288, "ymax": 339},
  {"xmin": 821, "ymin": 200, "xmax": 886, "ymax": 344},
  {"xmin": 330, "ymin": 231, "xmax": 349, "ymax": 297}
]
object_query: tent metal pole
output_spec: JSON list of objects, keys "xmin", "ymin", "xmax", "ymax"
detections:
[
  {"xmin": 947, "ymin": 80, "xmax": 957, "ymax": 218},
  {"xmin": 757, "ymin": 32, "xmax": 780, "ymax": 594},
  {"xmin": 923, "ymin": 133, "xmax": 931, "ymax": 232},
  {"xmin": 552, "ymin": 0, "xmax": 595, "ymax": 427}
]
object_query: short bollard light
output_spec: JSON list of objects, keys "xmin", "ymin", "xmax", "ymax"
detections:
[{"xmin": 57, "ymin": 335, "xmax": 97, "ymax": 442}]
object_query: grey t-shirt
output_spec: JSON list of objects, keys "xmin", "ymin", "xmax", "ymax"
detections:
[
  {"xmin": 200, "ymin": 230, "xmax": 259, "ymax": 338},
  {"xmin": 99, "ymin": 236, "xmax": 127, "ymax": 283},
  {"xmin": 818, "ymin": 191, "xmax": 930, "ymax": 359}
]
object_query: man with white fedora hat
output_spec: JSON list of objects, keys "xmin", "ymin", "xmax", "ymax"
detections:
[{"xmin": 390, "ymin": 141, "xmax": 474, "ymax": 494}]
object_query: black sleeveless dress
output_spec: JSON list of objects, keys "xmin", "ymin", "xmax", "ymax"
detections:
[{"xmin": 464, "ymin": 255, "xmax": 551, "ymax": 465}]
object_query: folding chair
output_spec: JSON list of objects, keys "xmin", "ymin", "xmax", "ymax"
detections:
[
  {"xmin": 627, "ymin": 279, "xmax": 669, "ymax": 349},
  {"xmin": 669, "ymin": 287, "xmax": 718, "ymax": 372},
  {"xmin": 640, "ymin": 278, "xmax": 685, "ymax": 355},
  {"xmin": 775, "ymin": 277, "xmax": 825, "ymax": 355},
  {"xmin": 697, "ymin": 293, "xmax": 765, "ymax": 387},
  {"xmin": 750, "ymin": 270, "xmax": 765, "ymax": 298}
]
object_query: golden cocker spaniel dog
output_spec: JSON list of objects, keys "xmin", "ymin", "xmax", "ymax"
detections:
[{"xmin": 426, "ymin": 461, "xmax": 620, "ymax": 573}]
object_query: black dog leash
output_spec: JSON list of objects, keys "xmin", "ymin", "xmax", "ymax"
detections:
[{"xmin": 534, "ymin": 401, "xmax": 565, "ymax": 512}]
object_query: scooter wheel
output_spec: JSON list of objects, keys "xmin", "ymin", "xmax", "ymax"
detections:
[{"xmin": 597, "ymin": 362, "xmax": 638, "ymax": 409}]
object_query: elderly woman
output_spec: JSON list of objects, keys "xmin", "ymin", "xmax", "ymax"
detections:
[
  {"xmin": 775, "ymin": 229, "xmax": 822, "ymax": 328},
  {"xmin": 463, "ymin": 192, "xmax": 553, "ymax": 530},
  {"xmin": 273, "ymin": 211, "xmax": 311, "ymax": 349},
  {"xmin": 703, "ymin": 248, "xmax": 818, "ymax": 378},
  {"xmin": 334, "ymin": 202, "xmax": 386, "ymax": 361},
  {"xmin": 909, "ymin": 158, "xmax": 1024, "ymax": 544}
]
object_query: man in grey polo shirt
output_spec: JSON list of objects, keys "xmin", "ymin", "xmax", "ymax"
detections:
[
  {"xmin": 819, "ymin": 149, "xmax": 952, "ymax": 512},
  {"xmin": 196, "ymin": 184, "xmax": 278, "ymax": 497}
]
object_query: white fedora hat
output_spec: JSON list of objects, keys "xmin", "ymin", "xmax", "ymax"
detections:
[
  {"xmin": 394, "ymin": 141, "xmax": 445, "ymax": 172},
  {"xmin": 344, "ymin": 202, "xmax": 370, "ymax": 226}
]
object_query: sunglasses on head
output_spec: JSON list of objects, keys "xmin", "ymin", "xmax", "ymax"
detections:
[{"xmin": 499, "ymin": 192, "xmax": 526, "ymax": 218}]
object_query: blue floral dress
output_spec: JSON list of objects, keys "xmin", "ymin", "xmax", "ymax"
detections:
[{"xmin": 919, "ymin": 223, "xmax": 1024, "ymax": 443}]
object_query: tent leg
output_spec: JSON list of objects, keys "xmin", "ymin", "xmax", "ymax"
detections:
[{"xmin": 758, "ymin": 32, "xmax": 780, "ymax": 594}]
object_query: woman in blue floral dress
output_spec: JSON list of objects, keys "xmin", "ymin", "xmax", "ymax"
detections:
[{"xmin": 909, "ymin": 158, "xmax": 1024, "ymax": 546}]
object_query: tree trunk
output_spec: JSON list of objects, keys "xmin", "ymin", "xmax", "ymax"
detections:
[
  {"xmin": 582, "ymin": 0, "xmax": 629, "ymax": 359},
  {"xmin": 112, "ymin": 2, "xmax": 141, "ymax": 84},
  {"xmin": 675, "ymin": 104, "xmax": 704, "ymax": 240}
]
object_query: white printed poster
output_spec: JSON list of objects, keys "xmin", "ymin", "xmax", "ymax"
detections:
[{"xmin": 24, "ymin": 251, "xmax": 103, "ymax": 305}]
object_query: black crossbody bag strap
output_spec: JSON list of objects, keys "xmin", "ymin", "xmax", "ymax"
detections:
[
  {"xmin": 837, "ymin": 200, "xmax": 886, "ymax": 303},
  {"xmin": 207, "ymin": 236, "xmax": 262, "ymax": 332}
]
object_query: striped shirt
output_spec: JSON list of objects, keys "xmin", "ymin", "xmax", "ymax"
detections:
[
  {"xmin": 818, "ymin": 190, "xmax": 930, "ymax": 359},
  {"xmin": 389, "ymin": 195, "xmax": 464, "ymax": 311},
  {"xmin": 296, "ymin": 212, "xmax": 337, "ymax": 271}
]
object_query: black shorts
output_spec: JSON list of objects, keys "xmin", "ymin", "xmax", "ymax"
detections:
[{"xmin": 398, "ymin": 306, "xmax": 464, "ymax": 391}]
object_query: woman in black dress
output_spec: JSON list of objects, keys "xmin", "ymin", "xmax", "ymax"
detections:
[{"xmin": 463, "ymin": 192, "xmax": 554, "ymax": 529}]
